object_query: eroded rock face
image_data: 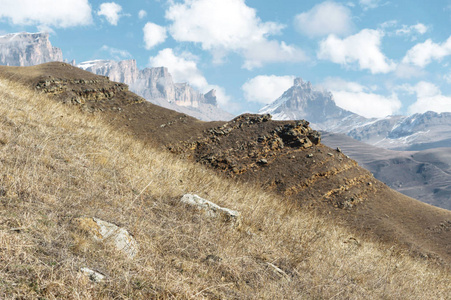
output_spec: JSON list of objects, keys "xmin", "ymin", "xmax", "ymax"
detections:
[
  {"xmin": 0, "ymin": 32, "xmax": 63, "ymax": 66},
  {"xmin": 74, "ymin": 217, "xmax": 138, "ymax": 258},
  {"xmin": 181, "ymin": 194, "xmax": 241, "ymax": 225},
  {"xmin": 77, "ymin": 60, "xmax": 232, "ymax": 121}
]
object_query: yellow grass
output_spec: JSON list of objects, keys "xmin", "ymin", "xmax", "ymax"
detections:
[{"xmin": 0, "ymin": 77, "xmax": 450, "ymax": 299}]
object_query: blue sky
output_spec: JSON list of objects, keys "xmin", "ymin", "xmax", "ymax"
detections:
[{"xmin": 1, "ymin": 0, "xmax": 450, "ymax": 118}]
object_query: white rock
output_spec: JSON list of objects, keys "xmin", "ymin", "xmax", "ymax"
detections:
[
  {"xmin": 180, "ymin": 194, "xmax": 241, "ymax": 225},
  {"xmin": 74, "ymin": 217, "xmax": 138, "ymax": 258},
  {"xmin": 80, "ymin": 267, "xmax": 105, "ymax": 283}
]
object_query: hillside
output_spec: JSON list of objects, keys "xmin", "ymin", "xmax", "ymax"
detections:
[{"xmin": 1, "ymin": 63, "xmax": 451, "ymax": 298}]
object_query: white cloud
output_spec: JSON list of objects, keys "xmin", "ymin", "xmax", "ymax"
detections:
[
  {"xmin": 165, "ymin": 0, "xmax": 306, "ymax": 68},
  {"xmin": 402, "ymin": 36, "xmax": 451, "ymax": 68},
  {"xmin": 395, "ymin": 23, "xmax": 429, "ymax": 40},
  {"xmin": 444, "ymin": 73, "xmax": 451, "ymax": 83},
  {"xmin": 97, "ymin": 2, "xmax": 122, "ymax": 26},
  {"xmin": 403, "ymin": 82, "xmax": 451, "ymax": 114},
  {"xmin": 242, "ymin": 75, "xmax": 295, "ymax": 104},
  {"xmin": 138, "ymin": 10, "xmax": 147, "ymax": 19},
  {"xmin": 143, "ymin": 22, "xmax": 167, "ymax": 49},
  {"xmin": 242, "ymin": 40, "xmax": 306, "ymax": 70},
  {"xmin": 359, "ymin": 0, "xmax": 381, "ymax": 10},
  {"xmin": 149, "ymin": 48, "xmax": 230, "ymax": 105},
  {"xmin": 294, "ymin": 1, "xmax": 353, "ymax": 38},
  {"xmin": 318, "ymin": 29, "xmax": 396, "ymax": 74},
  {"xmin": 100, "ymin": 45, "xmax": 132, "ymax": 60},
  {"xmin": 321, "ymin": 78, "xmax": 401, "ymax": 118},
  {"xmin": 0, "ymin": 0, "xmax": 92, "ymax": 28},
  {"xmin": 394, "ymin": 64, "xmax": 426, "ymax": 79}
]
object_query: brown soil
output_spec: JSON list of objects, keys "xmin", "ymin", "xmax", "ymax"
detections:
[{"xmin": 3, "ymin": 62, "xmax": 451, "ymax": 265}]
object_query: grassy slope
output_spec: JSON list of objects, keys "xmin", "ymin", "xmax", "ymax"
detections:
[{"xmin": 0, "ymin": 78, "xmax": 450, "ymax": 299}]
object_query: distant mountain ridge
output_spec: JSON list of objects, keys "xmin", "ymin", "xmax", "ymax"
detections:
[
  {"xmin": 259, "ymin": 78, "xmax": 370, "ymax": 133},
  {"xmin": 0, "ymin": 32, "xmax": 232, "ymax": 121},
  {"xmin": 0, "ymin": 32, "xmax": 63, "ymax": 66},
  {"xmin": 78, "ymin": 59, "xmax": 233, "ymax": 121},
  {"xmin": 260, "ymin": 78, "xmax": 451, "ymax": 151}
]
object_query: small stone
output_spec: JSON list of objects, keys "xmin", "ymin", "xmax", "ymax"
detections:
[
  {"xmin": 258, "ymin": 158, "xmax": 268, "ymax": 165},
  {"xmin": 327, "ymin": 153, "xmax": 334, "ymax": 157},
  {"xmin": 307, "ymin": 154, "xmax": 313, "ymax": 158},
  {"xmin": 336, "ymin": 147, "xmax": 342, "ymax": 153},
  {"xmin": 80, "ymin": 267, "xmax": 105, "ymax": 283}
]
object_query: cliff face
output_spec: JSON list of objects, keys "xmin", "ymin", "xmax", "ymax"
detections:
[
  {"xmin": 0, "ymin": 32, "xmax": 63, "ymax": 66},
  {"xmin": 79, "ymin": 60, "xmax": 218, "ymax": 107}
]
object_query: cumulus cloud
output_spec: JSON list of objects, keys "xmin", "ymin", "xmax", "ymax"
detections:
[
  {"xmin": 242, "ymin": 40, "xmax": 306, "ymax": 70},
  {"xmin": 100, "ymin": 45, "xmax": 132, "ymax": 60},
  {"xmin": 404, "ymin": 82, "xmax": 451, "ymax": 114},
  {"xmin": 294, "ymin": 1, "xmax": 353, "ymax": 38},
  {"xmin": 396, "ymin": 23, "xmax": 428, "ymax": 36},
  {"xmin": 359, "ymin": 0, "xmax": 381, "ymax": 10},
  {"xmin": 143, "ymin": 22, "xmax": 167, "ymax": 49},
  {"xmin": 242, "ymin": 75, "xmax": 295, "ymax": 104},
  {"xmin": 165, "ymin": 0, "xmax": 306, "ymax": 68},
  {"xmin": 394, "ymin": 64, "xmax": 427, "ymax": 79},
  {"xmin": 149, "ymin": 48, "xmax": 230, "ymax": 105},
  {"xmin": 444, "ymin": 73, "xmax": 451, "ymax": 83},
  {"xmin": 98, "ymin": 2, "xmax": 122, "ymax": 25},
  {"xmin": 321, "ymin": 77, "xmax": 401, "ymax": 118},
  {"xmin": 318, "ymin": 29, "xmax": 396, "ymax": 74},
  {"xmin": 0, "ymin": 0, "xmax": 92, "ymax": 28},
  {"xmin": 138, "ymin": 10, "xmax": 147, "ymax": 19},
  {"xmin": 402, "ymin": 36, "xmax": 451, "ymax": 68}
]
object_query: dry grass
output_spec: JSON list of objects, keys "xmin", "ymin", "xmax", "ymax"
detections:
[{"xmin": 0, "ymin": 77, "xmax": 450, "ymax": 299}]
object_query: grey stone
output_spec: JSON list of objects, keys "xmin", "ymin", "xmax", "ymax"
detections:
[
  {"xmin": 74, "ymin": 217, "xmax": 138, "ymax": 258},
  {"xmin": 80, "ymin": 267, "xmax": 105, "ymax": 283},
  {"xmin": 180, "ymin": 194, "xmax": 240, "ymax": 225}
]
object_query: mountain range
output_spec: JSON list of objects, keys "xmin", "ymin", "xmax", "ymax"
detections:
[
  {"xmin": 1, "ymin": 31, "xmax": 450, "ymax": 211},
  {"xmin": 0, "ymin": 32, "xmax": 231, "ymax": 121},
  {"xmin": 260, "ymin": 78, "xmax": 451, "ymax": 151}
]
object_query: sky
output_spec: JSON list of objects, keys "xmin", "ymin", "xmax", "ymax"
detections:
[{"xmin": 0, "ymin": 0, "xmax": 450, "ymax": 118}]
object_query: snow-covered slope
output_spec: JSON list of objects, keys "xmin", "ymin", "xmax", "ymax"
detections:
[
  {"xmin": 349, "ymin": 111, "xmax": 451, "ymax": 150},
  {"xmin": 0, "ymin": 32, "xmax": 63, "ymax": 66},
  {"xmin": 79, "ymin": 59, "xmax": 233, "ymax": 121}
]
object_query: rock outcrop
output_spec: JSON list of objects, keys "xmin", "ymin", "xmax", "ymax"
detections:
[
  {"xmin": 78, "ymin": 59, "xmax": 232, "ymax": 121},
  {"xmin": 0, "ymin": 32, "xmax": 63, "ymax": 66}
]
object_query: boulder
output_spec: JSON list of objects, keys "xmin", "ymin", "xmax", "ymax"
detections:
[
  {"xmin": 180, "ymin": 194, "xmax": 241, "ymax": 225},
  {"xmin": 74, "ymin": 217, "xmax": 138, "ymax": 258}
]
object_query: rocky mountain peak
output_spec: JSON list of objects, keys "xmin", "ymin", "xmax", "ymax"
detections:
[
  {"xmin": 293, "ymin": 78, "xmax": 312, "ymax": 91},
  {"xmin": 0, "ymin": 32, "xmax": 63, "ymax": 66},
  {"xmin": 259, "ymin": 78, "xmax": 359, "ymax": 130},
  {"xmin": 204, "ymin": 89, "xmax": 217, "ymax": 106}
]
